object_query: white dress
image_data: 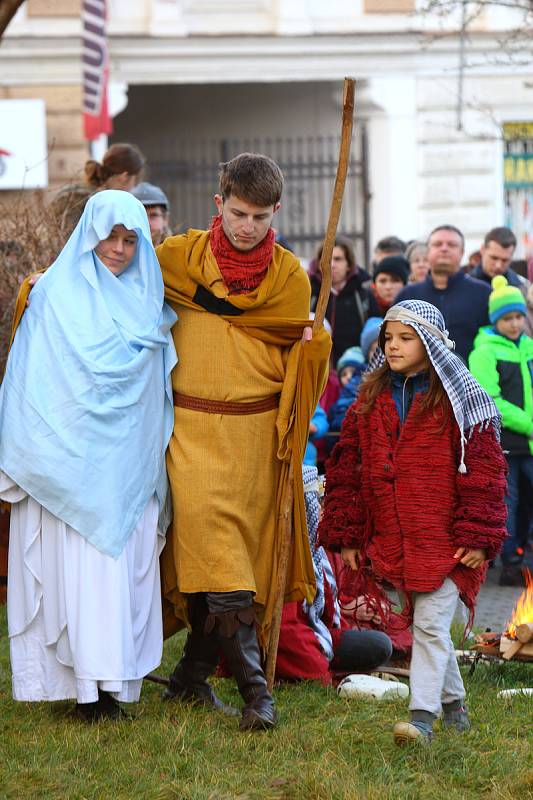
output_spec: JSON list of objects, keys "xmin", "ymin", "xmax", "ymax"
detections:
[{"xmin": 1, "ymin": 470, "xmax": 165, "ymax": 704}]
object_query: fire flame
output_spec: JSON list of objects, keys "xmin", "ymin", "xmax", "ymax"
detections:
[{"xmin": 505, "ymin": 568, "xmax": 533, "ymax": 638}]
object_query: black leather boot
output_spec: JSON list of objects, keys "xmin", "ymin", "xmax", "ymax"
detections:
[
  {"xmin": 214, "ymin": 611, "xmax": 277, "ymax": 731},
  {"xmin": 75, "ymin": 690, "xmax": 128, "ymax": 722},
  {"xmin": 164, "ymin": 596, "xmax": 239, "ymax": 717}
]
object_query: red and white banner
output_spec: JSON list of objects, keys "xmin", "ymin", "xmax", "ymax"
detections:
[{"xmin": 82, "ymin": 0, "xmax": 112, "ymax": 141}]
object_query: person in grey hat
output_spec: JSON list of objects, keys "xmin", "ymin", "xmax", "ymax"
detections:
[{"xmin": 132, "ymin": 182, "xmax": 172, "ymax": 247}]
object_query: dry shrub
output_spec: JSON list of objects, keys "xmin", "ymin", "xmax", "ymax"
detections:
[{"xmin": 0, "ymin": 187, "xmax": 87, "ymax": 376}]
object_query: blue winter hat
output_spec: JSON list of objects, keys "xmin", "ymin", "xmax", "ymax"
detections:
[
  {"xmin": 488, "ymin": 275, "xmax": 526, "ymax": 324},
  {"xmin": 336, "ymin": 346, "xmax": 365, "ymax": 374},
  {"xmin": 360, "ymin": 317, "xmax": 383, "ymax": 360}
]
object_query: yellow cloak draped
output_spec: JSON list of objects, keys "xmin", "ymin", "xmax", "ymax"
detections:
[
  {"xmin": 157, "ymin": 229, "xmax": 331, "ymax": 647},
  {"xmin": 11, "ymin": 232, "xmax": 331, "ymax": 649}
]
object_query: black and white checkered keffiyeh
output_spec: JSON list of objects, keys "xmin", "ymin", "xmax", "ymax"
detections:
[
  {"xmin": 368, "ymin": 300, "xmax": 500, "ymax": 472},
  {"xmin": 302, "ymin": 465, "xmax": 339, "ymax": 661}
]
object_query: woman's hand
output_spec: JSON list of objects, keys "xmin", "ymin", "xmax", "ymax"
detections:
[
  {"xmin": 25, "ymin": 273, "xmax": 43, "ymax": 307},
  {"xmin": 341, "ymin": 547, "xmax": 359, "ymax": 571},
  {"xmin": 354, "ymin": 597, "xmax": 383, "ymax": 625},
  {"xmin": 453, "ymin": 547, "xmax": 487, "ymax": 569}
]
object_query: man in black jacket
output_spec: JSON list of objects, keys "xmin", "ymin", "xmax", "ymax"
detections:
[{"xmin": 470, "ymin": 226, "xmax": 529, "ymax": 292}]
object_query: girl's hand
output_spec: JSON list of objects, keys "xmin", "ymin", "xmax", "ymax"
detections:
[
  {"xmin": 341, "ymin": 547, "xmax": 359, "ymax": 571},
  {"xmin": 453, "ymin": 547, "xmax": 487, "ymax": 569},
  {"xmin": 26, "ymin": 273, "xmax": 43, "ymax": 307},
  {"xmin": 354, "ymin": 597, "xmax": 383, "ymax": 625}
]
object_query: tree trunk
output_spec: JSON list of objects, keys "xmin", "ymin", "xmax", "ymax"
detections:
[{"xmin": 0, "ymin": 0, "xmax": 26, "ymax": 41}]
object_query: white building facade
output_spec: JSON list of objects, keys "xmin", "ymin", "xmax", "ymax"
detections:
[{"xmin": 2, "ymin": 0, "xmax": 533, "ymax": 262}]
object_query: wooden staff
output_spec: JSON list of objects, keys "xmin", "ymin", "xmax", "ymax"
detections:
[
  {"xmin": 265, "ymin": 78, "xmax": 355, "ymax": 692},
  {"xmin": 144, "ymin": 672, "xmax": 170, "ymax": 687}
]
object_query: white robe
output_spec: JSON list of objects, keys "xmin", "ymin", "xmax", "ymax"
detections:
[{"xmin": 1, "ymin": 471, "xmax": 165, "ymax": 704}]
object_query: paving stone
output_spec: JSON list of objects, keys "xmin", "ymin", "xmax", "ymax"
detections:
[{"xmin": 473, "ymin": 566, "xmax": 525, "ymax": 633}]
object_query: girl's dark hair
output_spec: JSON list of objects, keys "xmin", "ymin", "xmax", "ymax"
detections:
[
  {"xmin": 84, "ymin": 143, "xmax": 145, "ymax": 188},
  {"xmin": 317, "ymin": 236, "xmax": 356, "ymax": 272},
  {"xmin": 357, "ymin": 323, "xmax": 450, "ymax": 419}
]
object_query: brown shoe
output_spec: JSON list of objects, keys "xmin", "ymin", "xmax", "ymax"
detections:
[{"xmin": 393, "ymin": 721, "xmax": 432, "ymax": 746}]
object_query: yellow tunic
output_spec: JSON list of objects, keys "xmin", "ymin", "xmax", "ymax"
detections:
[
  {"xmin": 157, "ymin": 229, "xmax": 330, "ymax": 645},
  {"xmin": 11, "ymin": 233, "xmax": 331, "ymax": 648}
]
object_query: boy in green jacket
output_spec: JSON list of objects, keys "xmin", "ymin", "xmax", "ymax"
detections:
[{"xmin": 469, "ymin": 275, "xmax": 533, "ymax": 586}]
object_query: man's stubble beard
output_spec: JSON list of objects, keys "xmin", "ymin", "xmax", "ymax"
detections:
[{"xmin": 431, "ymin": 261, "xmax": 458, "ymax": 277}]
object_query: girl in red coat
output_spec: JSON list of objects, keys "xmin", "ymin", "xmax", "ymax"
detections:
[{"xmin": 319, "ymin": 300, "xmax": 507, "ymax": 746}]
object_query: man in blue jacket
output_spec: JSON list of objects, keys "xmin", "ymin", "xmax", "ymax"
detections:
[{"xmin": 395, "ymin": 225, "xmax": 490, "ymax": 361}]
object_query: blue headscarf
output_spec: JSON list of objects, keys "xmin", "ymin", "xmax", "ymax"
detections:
[{"xmin": 0, "ymin": 190, "xmax": 177, "ymax": 557}]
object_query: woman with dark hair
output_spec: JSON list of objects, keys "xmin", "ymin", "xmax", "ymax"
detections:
[
  {"xmin": 84, "ymin": 143, "xmax": 146, "ymax": 191},
  {"xmin": 52, "ymin": 143, "xmax": 146, "ymax": 239},
  {"xmin": 309, "ymin": 236, "xmax": 379, "ymax": 363}
]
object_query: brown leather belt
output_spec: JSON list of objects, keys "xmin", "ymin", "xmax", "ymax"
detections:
[{"xmin": 173, "ymin": 391, "xmax": 280, "ymax": 415}]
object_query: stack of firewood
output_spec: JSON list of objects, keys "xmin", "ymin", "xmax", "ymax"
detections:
[{"xmin": 472, "ymin": 625, "xmax": 533, "ymax": 662}]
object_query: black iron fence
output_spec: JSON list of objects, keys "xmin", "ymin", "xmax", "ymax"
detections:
[{"xmin": 148, "ymin": 130, "xmax": 370, "ymax": 264}]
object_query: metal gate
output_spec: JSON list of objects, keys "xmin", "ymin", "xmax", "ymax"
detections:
[{"xmin": 148, "ymin": 130, "xmax": 370, "ymax": 264}]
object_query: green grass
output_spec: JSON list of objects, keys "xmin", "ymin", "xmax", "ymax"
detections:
[{"xmin": 1, "ymin": 606, "xmax": 532, "ymax": 800}]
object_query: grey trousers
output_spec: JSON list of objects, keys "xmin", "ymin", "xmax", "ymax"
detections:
[{"xmin": 409, "ymin": 578, "xmax": 466, "ymax": 716}]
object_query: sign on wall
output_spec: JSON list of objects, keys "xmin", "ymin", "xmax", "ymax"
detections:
[
  {"xmin": 0, "ymin": 99, "xmax": 48, "ymax": 190},
  {"xmin": 503, "ymin": 121, "xmax": 533, "ymax": 258},
  {"xmin": 503, "ymin": 154, "xmax": 533, "ymax": 188}
]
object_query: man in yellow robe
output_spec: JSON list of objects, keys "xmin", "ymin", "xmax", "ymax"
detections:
[
  {"xmin": 157, "ymin": 153, "xmax": 330, "ymax": 730},
  {"xmin": 11, "ymin": 154, "xmax": 330, "ymax": 731}
]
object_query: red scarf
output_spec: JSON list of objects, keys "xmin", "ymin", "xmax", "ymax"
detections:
[{"xmin": 209, "ymin": 215, "xmax": 275, "ymax": 295}]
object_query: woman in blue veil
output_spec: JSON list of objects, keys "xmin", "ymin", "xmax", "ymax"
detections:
[{"xmin": 0, "ymin": 190, "xmax": 177, "ymax": 721}]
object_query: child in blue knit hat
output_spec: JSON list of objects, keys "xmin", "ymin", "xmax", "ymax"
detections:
[{"xmin": 328, "ymin": 319, "xmax": 383, "ymax": 435}]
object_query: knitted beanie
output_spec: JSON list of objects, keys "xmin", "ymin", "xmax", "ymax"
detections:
[
  {"xmin": 360, "ymin": 316, "xmax": 383, "ymax": 360},
  {"xmin": 336, "ymin": 346, "xmax": 365, "ymax": 373},
  {"xmin": 489, "ymin": 275, "xmax": 526, "ymax": 323},
  {"xmin": 373, "ymin": 255, "xmax": 409, "ymax": 285}
]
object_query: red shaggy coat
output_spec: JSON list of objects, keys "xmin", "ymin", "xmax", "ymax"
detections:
[{"xmin": 319, "ymin": 389, "xmax": 507, "ymax": 619}]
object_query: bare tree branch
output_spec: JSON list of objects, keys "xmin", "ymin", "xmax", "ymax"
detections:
[
  {"xmin": 420, "ymin": 0, "xmax": 533, "ymax": 13},
  {"xmin": 0, "ymin": 0, "xmax": 27, "ymax": 41},
  {"xmin": 416, "ymin": 1, "xmax": 533, "ymax": 141}
]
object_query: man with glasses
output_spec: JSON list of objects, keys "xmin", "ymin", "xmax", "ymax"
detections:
[{"xmin": 132, "ymin": 182, "xmax": 172, "ymax": 246}]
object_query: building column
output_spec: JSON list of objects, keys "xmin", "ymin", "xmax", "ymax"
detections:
[
  {"xmin": 148, "ymin": 0, "xmax": 188, "ymax": 36},
  {"xmin": 359, "ymin": 76, "xmax": 419, "ymax": 249},
  {"xmin": 274, "ymin": 0, "xmax": 312, "ymax": 35}
]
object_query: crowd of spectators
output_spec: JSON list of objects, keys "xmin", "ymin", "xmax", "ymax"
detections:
[
  {"xmin": 44, "ymin": 148, "xmax": 533, "ymax": 593},
  {"xmin": 305, "ymin": 222, "xmax": 533, "ymax": 589}
]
